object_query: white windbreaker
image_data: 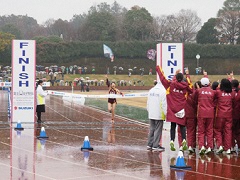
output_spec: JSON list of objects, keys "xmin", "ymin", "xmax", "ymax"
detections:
[
  {"xmin": 147, "ymin": 82, "xmax": 167, "ymax": 120},
  {"xmin": 37, "ymin": 85, "xmax": 48, "ymax": 105}
]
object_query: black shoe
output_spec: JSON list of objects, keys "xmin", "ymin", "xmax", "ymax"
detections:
[
  {"xmin": 152, "ymin": 146, "xmax": 165, "ymax": 152},
  {"xmin": 159, "ymin": 146, "xmax": 165, "ymax": 150},
  {"xmin": 147, "ymin": 146, "xmax": 152, "ymax": 151}
]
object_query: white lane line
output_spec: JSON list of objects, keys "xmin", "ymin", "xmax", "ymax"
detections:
[
  {"xmin": 0, "ymin": 141, "xmax": 145, "ymax": 180},
  {"xmin": 0, "ymin": 162, "xmax": 55, "ymax": 180}
]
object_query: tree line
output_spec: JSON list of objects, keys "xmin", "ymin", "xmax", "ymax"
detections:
[{"xmin": 0, "ymin": 0, "xmax": 240, "ymax": 64}]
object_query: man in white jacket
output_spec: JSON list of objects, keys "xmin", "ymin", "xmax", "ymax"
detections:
[{"xmin": 147, "ymin": 81, "xmax": 167, "ymax": 151}]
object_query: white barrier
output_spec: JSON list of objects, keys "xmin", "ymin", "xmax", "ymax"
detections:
[{"xmin": 48, "ymin": 90, "xmax": 148, "ymax": 99}]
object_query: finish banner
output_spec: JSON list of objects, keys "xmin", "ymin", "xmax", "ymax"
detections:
[
  {"xmin": 156, "ymin": 43, "xmax": 184, "ymax": 81},
  {"xmin": 11, "ymin": 40, "xmax": 36, "ymax": 125}
]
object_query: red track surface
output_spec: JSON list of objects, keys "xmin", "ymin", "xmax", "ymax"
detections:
[{"xmin": 0, "ymin": 91, "xmax": 239, "ymax": 180}]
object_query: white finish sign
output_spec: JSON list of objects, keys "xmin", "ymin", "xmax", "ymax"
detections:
[
  {"xmin": 156, "ymin": 43, "xmax": 184, "ymax": 80},
  {"xmin": 11, "ymin": 40, "xmax": 36, "ymax": 124}
]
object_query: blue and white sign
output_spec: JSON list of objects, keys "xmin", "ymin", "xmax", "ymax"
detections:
[
  {"xmin": 11, "ymin": 40, "xmax": 36, "ymax": 124},
  {"xmin": 156, "ymin": 43, "xmax": 184, "ymax": 80}
]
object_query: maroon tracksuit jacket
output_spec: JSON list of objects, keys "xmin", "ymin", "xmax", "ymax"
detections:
[
  {"xmin": 215, "ymin": 90, "xmax": 234, "ymax": 150},
  {"xmin": 185, "ymin": 90, "xmax": 197, "ymax": 148},
  {"xmin": 156, "ymin": 66, "xmax": 193, "ymax": 126},
  {"xmin": 195, "ymin": 86, "xmax": 216, "ymax": 149},
  {"xmin": 232, "ymin": 89, "xmax": 240, "ymax": 147}
]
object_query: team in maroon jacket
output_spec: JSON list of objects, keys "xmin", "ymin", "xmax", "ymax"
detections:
[{"xmin": 156, "ymin": 66, "xmax": 240, "ymax": 155}]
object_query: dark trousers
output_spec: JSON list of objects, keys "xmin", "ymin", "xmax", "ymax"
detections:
[
  {"xmin": 170, "ymin": 122, "xmax": 186, "ymax": 142},
  {"xmin": 37, "ymin": 112, "xmax": 41, "ymax": 121}
]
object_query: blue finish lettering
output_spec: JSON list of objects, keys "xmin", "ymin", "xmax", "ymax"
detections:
[
  {"xmin": 18, "ymin": 42, "xmax": 30, "ymax": 87},
  {"xmin": 168, "ymin": 45, "xmax": 176, "ymax": 51},
  {"xmin": 19, "ymin": 73, "xmax": 28, "ymax": 79},
  {"xmin": 19, "ymin": 58, "xmax": 29, "ymax": 64},
  {"xmin": 19, "ymin": 81, "xmax": 29, "ymax": 87},
  {"xmin": 168, "ymin": 60, "xmax": 177, "ymax": 66}
]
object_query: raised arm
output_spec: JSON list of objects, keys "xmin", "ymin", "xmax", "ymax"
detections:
[
  {"xmin": 185, "ymin": 68, "xmax": 193, "ymax": 94},
  {"xmin": 105, "ymin": 75, "xmax": 110, "ymax": 87},
  {"xmin": 156, "ymin": 66, "xmax": 170, "ymax": 89}
]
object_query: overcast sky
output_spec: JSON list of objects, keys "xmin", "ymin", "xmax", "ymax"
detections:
[{"xmin": 0, "ymin": 0, "xmax": 225, "ymax": 25}]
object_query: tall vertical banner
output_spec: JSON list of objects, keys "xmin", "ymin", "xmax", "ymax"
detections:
[
  {"xmin": 156, "ymin": 43, "xmax": 184, "ymax": 81},
  {"xmin": 11, "ymin": 40, "xmax": 36, "ymax": 125}
]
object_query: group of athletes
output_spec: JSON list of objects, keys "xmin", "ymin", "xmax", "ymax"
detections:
[
  {"xmin": 105, "ymin": 67, "xmax": 240, "ymax": 155},
  {"xmin": 156, "ymin": 66, "xmax": 240, "ymax": 155}
]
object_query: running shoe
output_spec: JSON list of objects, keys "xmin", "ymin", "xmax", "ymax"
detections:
[
  {"xmin": 216, "ymin": 146, "xmax": 224, "ymax": 154},
  {"xmin": 225, "ymin": 149, "xmax": 231, "ymax": 154},
  {"xmin": 205, "ymin": 147, "xmax": 212, "ymax": 154},
  {"xmin": 152, "ymin": 146, "xmax": 165, "ymax": 152},
  {"xmin": 188, "ymin": 146, "xmax": 195, "ymax": 153},
  {"xmin": 199, "ymin": 146, "xmax": 206, "ymax": 155},
  {"xmin": 147, "ymin": 146, "xmax": 152, "ymax": 151},
  {"xmin": 170, "ymin": 140, "xmax": 176, "ymax": 151},
  {"xmin": 182, "ymin": 139, "xmax": 188, "ymax": 151}
]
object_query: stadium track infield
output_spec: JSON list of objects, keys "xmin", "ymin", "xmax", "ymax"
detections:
[{"xmin": 0, "ymin": 90, "xmax": 240, "ymax": 180}]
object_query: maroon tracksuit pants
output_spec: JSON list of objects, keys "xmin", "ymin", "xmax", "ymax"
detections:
[
  {"xmin": 186, "ymin": 117, "xmax": 197, "ymax": 148},
  {"xmin": 198, "ymin": 118, "xmax": 214, "ymax": 149},
  {"xmin": 214, "ymin": 117, "xmax": 232, "ymax": 150},
  {"xmin": 232, "ymin": 118, "xmax": 240, "ymax": 147}
]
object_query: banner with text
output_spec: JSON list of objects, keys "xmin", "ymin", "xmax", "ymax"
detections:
[
  {"xmin": 11, "ymin": 40, "xmax": 36, "ymax": 124},
  {"xmin": 156, "ymin": 43, "xmax": 184, "ymax": 81}
]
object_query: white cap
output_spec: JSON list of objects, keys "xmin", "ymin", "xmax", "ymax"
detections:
[{"xmin": 201, "ymin": 78, "xmax": 210, "ymax": 86}]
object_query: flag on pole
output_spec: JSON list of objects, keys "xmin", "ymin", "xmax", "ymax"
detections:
[
  {"xmin": 147, "ymin": 49, "xmax": 156, "ymax": 61},
  {"xmin": 103, "ymin": 44, "xmax": 114, "ymax": 62}
]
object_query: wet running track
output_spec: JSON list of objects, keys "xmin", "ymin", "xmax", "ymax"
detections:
[{"xmin": 0, "ymin": 91, "xmax": 240, "ymax": 179}]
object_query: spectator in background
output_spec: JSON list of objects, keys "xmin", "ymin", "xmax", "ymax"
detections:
[
  {"xmin": 86, "ymin": 84, "xmax": 90, "ymax": 92},
  {"xmin": 92, "ymin": 66, "xmax": 95, "ymax": 74},
  {"xmin": 149, "ymin": 68, "xmax": 152, "ymax": 75},
  {"xmin": 66, "ymin": 67, "xmax": 69, "ymax": 74},
  {"xmin": 146, "ymin": 81, "xmax": 167, "ymax": 152},
  {"xmin": 80, "ymin": 80, "xmax": 85, "ymax": 92},
  {"xmin": 227, "ymin": 71, "xmax": 234, "ymax": 81}
]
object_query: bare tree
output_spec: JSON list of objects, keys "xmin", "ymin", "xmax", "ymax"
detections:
[
  {"xmin": 165, "ymin": 15, "xmax": 182, "ymax": 42},
  {"xmin": 175, "ymin": 9, "xmax": 201, "ymax": 42},
  {"xmin": 217, "ymin": 0, "xmax": 240, "ymax": 44},
  {"xmin": 151, "ymin": 15, "xmax": 169, "ymax": 41}
]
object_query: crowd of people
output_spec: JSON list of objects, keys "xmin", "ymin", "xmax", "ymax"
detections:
[{"xmin": 146, "ymin": 66, "xmax": 240, "ymax": 155}]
